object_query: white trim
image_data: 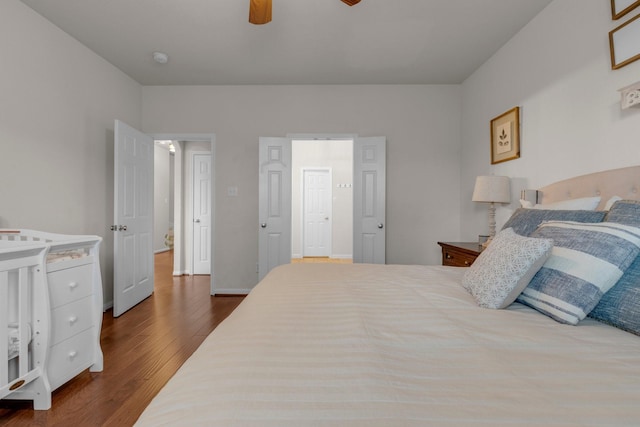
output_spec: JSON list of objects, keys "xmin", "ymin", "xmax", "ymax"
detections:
[
  {"xmin": 213, "ymin": 288, "xmax": 251, "ymax": 296},
  {"xmin": 288, "ymin": 133, "xmax": 358, "ymax": 141},
  {"xmin": 154, "ymin": 247, "xmax": 171, "ymax": 254},
  {"xmin": 330, "ymin": 254, "xmax": 353, "ymax": 259}
]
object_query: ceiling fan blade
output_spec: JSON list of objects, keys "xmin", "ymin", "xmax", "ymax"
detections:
[
  {"xmin": 249, "ymin": 0, "xmax": 272, "ymax": 25},
  {"xmin": 341, "ymin": 0, "xmax": 361, "ymax": 5}
]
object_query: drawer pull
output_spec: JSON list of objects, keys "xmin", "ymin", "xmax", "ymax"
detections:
[
  {"xmin": 445, "ymin": 253, "xmax": 452, "ymax": 259},
  {"xmin": 68, "ymin": 350, "xmax": 78, "ymax": 360},
  {"xmin": 69, "ymin": 316, "xmax": 78, "ymax": 325},
  {"xmin": 68, "ymin": 282, "xmax": 79, "ymax": 289},
  {"xmin": 464, "ymin": 261, "xmax": 470, "ymax": 266}
]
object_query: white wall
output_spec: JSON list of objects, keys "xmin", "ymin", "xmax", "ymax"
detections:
[
  {"xmin": 292, "ymin": 140, "xmax": 353, "ymax": 259},
  {"xmin": 0, "ymin": 0, "xmax": 142, "ymax": 307},
  {"xmin": 460, "ymin": 0, "xmax": 640, "ymax": 239},
  {"xmin": 142, "ymin": 85, "xmax": 462, "ymax": 292},
  {"xmin": 154, "ymin": 145, "xmax": 172, "ymax": 252}
]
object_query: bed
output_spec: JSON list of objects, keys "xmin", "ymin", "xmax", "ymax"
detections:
[
  {"xmin": 0, "ymin": 230, "xmax": 103, "ymax": 410},
  {"xmin": 136, "ymin": 166, "xmax": 640, "ymax": 426}
]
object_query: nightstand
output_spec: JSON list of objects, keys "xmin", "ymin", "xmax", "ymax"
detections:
[{"xmin": 437, "ymin": 242, "xmax": 483, "ymax": 267}]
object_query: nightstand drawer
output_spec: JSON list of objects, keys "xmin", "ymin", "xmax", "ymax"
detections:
[
  {"xmin": 442, "ymin": 248, "xmax": 476, "ymax": 267},
  {"xmin": 438, "ymin": 242, "xmax": 482, "ymax": 267}
]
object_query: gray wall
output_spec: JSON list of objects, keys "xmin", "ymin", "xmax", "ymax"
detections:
[
  {"xmin": 0, "ymin": 0, "xmax": 142, "ymax": 306},
  {"xmin": 142, "ymin": 85, "xmax": 463, "ymax": 292}
]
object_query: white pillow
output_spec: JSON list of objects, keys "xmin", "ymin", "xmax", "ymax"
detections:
[
  {"xmin": 462, "ymin": 228, "xmax": 553, "ymax": 309},
  {"xmin": 519, "ymin": 196, "xmax": 601, "ymax": 210}
]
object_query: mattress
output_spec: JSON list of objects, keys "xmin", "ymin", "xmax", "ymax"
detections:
[{"xmin": 136, "ymin": 263, "xmax": 640, "ymax": 426}]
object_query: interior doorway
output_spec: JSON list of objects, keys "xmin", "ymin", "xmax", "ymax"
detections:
[
  {"xmin": 291, "ymin": 139, "xmax": 353, "ymax": 262},
  {"xmin": 152, "ymin": 136, "xmax": 214, "ymax": 279}
]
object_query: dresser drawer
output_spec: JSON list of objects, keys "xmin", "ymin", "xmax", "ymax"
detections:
[
  {"xmin": 48, "ymin": 328, "xmax": 96, "ymax": 391},
  {"xmin": 47, "ymin": 264, "xmax": 93, "ymax": 308},
  {"xmin": 50, "ymin": 296, "xmax": 94, "ymax": 345}
]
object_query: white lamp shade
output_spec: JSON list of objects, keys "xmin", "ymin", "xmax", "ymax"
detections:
[{"xmin": 472, "ymin": 175, "xmax": 511, "ymax": 203}]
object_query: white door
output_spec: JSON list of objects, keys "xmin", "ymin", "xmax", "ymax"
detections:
[
  {"xmin": 113, "ymin": 120, "xmax": 154, "ymax": 317},
  {"xmin": 353, "ymin": 136, "xmax": 386, "ymax": 264},
  {"xmin": 303, "ymin": 169, "xmax": 331, "ymax": 257},
  {"xmin": 258, "ymin": 137, "xmax": 292, "ymax": 281},
  {"xmin": 193, "ymin": 154, "xmax": 211, "ymax": 275}
]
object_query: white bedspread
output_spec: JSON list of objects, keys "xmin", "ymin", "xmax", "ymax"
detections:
[{"xmin": 136, "ymin": 263, "xmax": 640, "ymax": 426}]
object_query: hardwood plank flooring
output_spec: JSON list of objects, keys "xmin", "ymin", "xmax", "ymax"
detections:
[{"xmin": 0, "ymin": 251, "xmax": 244, "ymax": 426}]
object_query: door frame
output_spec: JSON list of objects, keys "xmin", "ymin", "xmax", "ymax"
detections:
[
  {"xmin": 150, "ymin": 133, "xmax": 216, "ymax": 294},
  {"xmin": 301, "ymin": 167, "xmax": 332, "ymax": 258},
  {"xmin": 290, "ymin": 134, "xmax": 355, "ymax": 261}
]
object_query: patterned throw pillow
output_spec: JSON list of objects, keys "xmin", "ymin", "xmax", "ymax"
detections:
[
  {"xmin": 462, "ymin": 228, "xmax": 553, "ymax": 309},
  {"xmin": 518, "ymin": 221, "xmax": 640, "ymax": 325},
  {"xmin": 590, "ymin": 200, "xmax": 640, "ymax": 335},
  {"xmin": 502, "ymin": 208, "xmax": 606, "ymax": 236}
]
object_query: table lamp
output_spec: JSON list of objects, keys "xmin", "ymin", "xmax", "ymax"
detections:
[{"xmin": 472, "ymin": 175, "xmax": 511, "ymax": 243}]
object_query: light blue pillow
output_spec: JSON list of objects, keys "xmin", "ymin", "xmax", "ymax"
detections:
[
  {"xmin": 517, "ymin": 221, "xmax": 640, "ymax": 325},
  {"xmin": 589, "ymin": 200, "xmax": 640, "ymax": 335},
  {"xmin": 502, "ymin": 208, "xmax": 606, "ymax": 237}
]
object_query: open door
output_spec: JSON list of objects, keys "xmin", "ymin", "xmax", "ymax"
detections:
[
  {"xmin": 353, "ymin": 136, "xmax": 386, "ymax": 264},
  {"xmin": 113, "ymin": 120, "xmax": 154, "ymax": 317},
  {"xmin": 258, "ymin": 137, "xmax": 292, "ymax": 281}
]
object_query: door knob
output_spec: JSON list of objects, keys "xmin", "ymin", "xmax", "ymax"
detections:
[
  {"xmin": 261, "ymin": 223, "xmax": 267, "ymax": 228},
  {"xmin": 195, "ymin": 219, "xmax": 201, "ymax": 223},
  {"xmin": 325, "ymin": 217, "xmax": 329, "ymax": 220},
  {"xmin": 378, "ymin": 223, "xmax": 384, "ymax": 229},
  {"xmin": 118, "ymin": 225, "xmax": 127, "ymax": 231}
]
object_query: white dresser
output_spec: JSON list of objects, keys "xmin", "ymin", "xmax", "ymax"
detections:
[{"xmin": 45, "ymin": 253, "xmax": 103, "ymax": 390}]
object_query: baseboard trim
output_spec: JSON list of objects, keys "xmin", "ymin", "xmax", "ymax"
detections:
[{"xmin": 213, "ymin": 288, "xmax": 251, "ymax": 296}]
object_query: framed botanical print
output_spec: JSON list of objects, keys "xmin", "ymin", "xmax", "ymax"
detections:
[
  {"xmin": 611, "ymin": 0, "xmax": 640, "ymax": 20},
  {"xmin": 609, "ymin": 13, "xmax": 640, "ymax": 69},
  {"xmin": 490, "ymin": 107, "xmax": 520, "ymax": 165}
]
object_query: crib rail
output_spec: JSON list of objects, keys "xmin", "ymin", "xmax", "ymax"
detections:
[{"xmin": 0, "ymin": 243, "xmax": 51, "ymax": 409}]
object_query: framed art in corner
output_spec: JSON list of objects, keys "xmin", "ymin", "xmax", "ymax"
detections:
[
  {"xmin": 610, "ymin": 13, "xmax": 640, "ymax": 69},
  {"xmin": 490, "ymin": 106, "xmax": 520, "ymax": 165},
  {"xmin": 611, "ymin": 0, "xmax": 640, "ymax": 20}
]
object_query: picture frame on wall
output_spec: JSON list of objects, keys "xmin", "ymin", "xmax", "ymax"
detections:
[
  {"xmin": 490, "ymin": 107, "xmax": 520, "ymax": 165},
  {"xmin": 609, "ymin": 13, "xmax": 640, "ymax": 69},
  {"xmin": 611, "ymin": 0, "xmax": 640, "ymax": 20}
]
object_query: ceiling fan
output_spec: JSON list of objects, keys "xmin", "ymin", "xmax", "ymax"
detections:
[{"xmin": 249, "ymin": 0, "xmax": 361, "ymax": 25}]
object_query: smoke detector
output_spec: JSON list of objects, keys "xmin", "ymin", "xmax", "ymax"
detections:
[{"xmin": 153, "ymin": 51, "xmax": 169, "ymax": 64}]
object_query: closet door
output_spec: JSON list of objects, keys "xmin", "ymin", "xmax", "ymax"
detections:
[
  {"xmin": 258, "ymin": 137, "xmax": 292, "ymax": 282},
  {"xmin": 353, "ymin": 136, "xmax": 386, "ymax": 264}
]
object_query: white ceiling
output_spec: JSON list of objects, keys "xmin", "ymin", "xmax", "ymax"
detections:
[{"xmin": 20, "ymin": 0, "xmax": 553, "ymax": 86}]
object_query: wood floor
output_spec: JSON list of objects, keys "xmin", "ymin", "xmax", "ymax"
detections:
[{"xmin": 0, "ymin": 251, "xmax": 244, "ymax": 426}]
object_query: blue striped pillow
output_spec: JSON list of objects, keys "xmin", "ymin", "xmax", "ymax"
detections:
[
  {"xmin": 589, "ymin": 200, "xmax": 640, "ymax": 335},
  {"xmin": 517, "ymin": 221, "xmax": 640, "ymax": 325}
]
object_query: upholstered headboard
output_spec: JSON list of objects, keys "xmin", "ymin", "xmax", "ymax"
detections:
[{"xmin": 538, "ymin": 165, "xmax": 640, "ymax": 209}]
